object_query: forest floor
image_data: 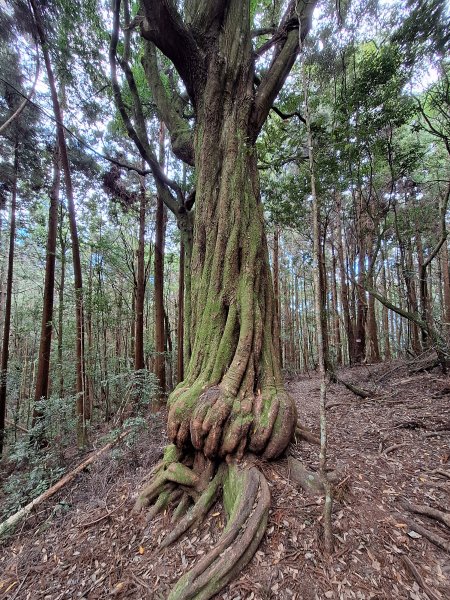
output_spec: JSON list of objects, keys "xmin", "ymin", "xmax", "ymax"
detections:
[{"xmin": 0, "ymin": 361, "xmax": 449, "ymax": 600}]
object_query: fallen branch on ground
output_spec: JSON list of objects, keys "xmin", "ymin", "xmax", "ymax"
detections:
[
  {"xmin": 400, "ymin": 500, "xmax": 450, "ymax": 529},
  {"xmin": 430, "ymin": 469, "xmax": 450, "ymax": 479},
  {"xmin": 331, "ymin": 372, "xmax": 375, "ymax": 399},
  {"xmin": 383, "ymin": 442, "xmax": 406, "ymax": 455},
  {"xmin": 375, "ymin": 362, "xmax": 405, "ymax": 383},
  {"xmin": 5, "ymin": 418, "xmax": 29, "ymax": 433},
  {"xmin": 409, "ymin": 358, "xmax": 442, "ymax": 374},
  {"xmin": 77, "ymin": 493, "xmax": 129, "ymax": 529},
  {"xmin": 0, "ymin": 429, "xmax": 130, "ymax": 537},
  {"xmin": 424, "ymin": 430, "xmax": 450, "ymax": 438}
]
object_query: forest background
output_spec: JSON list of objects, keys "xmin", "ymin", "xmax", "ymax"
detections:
[{"xmin": 0, "ymin": 1, "xmax": 449, "ymax": 597}]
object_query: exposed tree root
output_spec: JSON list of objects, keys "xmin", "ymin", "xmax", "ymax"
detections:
[
  {"xmin": 294, "ymin": 421, "xmax": 320, "ymax": 446},
  {"xmin": 288, "ymin": 455, "xmax": 325, "ymax": 493},
  {"xmin": 400, "ymin": 500, "xmax": 450, "ymax": 530},
  {"xmin": 401, "ymin": 555, "xmax": 441, "ymax": 600},
  {"xmin": 288, "ymin": 456, "xmax": 340, "ymax": 495},
  {"xmin": 403, "ymin": 517, "xmax": 450, "ymax": 553},
  {"xmin": 134, "ymin": 455, "xmax": 270, "ymax": 600}
]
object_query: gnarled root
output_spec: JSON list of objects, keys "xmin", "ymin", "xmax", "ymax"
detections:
[
  {"xmin": 134, "ymin": 454, "xmax": 270, "ymax": 600},
  {"xmin": 167, "ymin": 383, "xmax": 296, "ymax": 461},
  {"xmin": 168, "ymin": 462, "xmax": 270, "ymax": 600}
]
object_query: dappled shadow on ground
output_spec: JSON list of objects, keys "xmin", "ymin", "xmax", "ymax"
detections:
[{"xmin": 1, "ymin": 362, "xmax": 449, "ymax": 599}]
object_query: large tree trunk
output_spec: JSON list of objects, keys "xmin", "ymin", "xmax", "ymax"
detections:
[
  {"xmin": 120, "ymin": 2, "xmax": 317, "ymax": 598},
  {"xmin": 166, "ymin": 12, "xmax": 295, "ymax": 462},
  {"xmin": 0, "ymin": 143, "xmax": 18, "ymax": 457},
  {"xmin": 177, "ymin": 239, "xmax": 185, "ymax": 384}
]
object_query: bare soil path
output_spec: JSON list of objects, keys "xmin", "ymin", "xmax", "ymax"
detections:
[{"xmin": 1, "ymin": 362, "xmax": 449, "ymax": 599}]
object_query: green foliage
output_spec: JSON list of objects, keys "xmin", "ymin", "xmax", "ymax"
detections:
[
  {"xmin": 0, "ymin": 395, "xmax": 75, "ymax": 523},
  {"xmin": 392, "ymin": 0, "xmax": 450, "ymax": 64}
]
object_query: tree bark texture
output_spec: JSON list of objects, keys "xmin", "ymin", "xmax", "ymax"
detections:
[
  {"xmin": 141, "ymin": 0, "xmax": 313, "ymax": 460},
  {"xmin": 0, "ymin": 143, "xmax": 18, "ymax": 457},
  {"xmin": 33, "ymin": 145, "xmax": 60, "ymax": 425},
  {"xmin": 154, "ymin": 123, "xmax": 167, "ymax": 397},
  {"xmin": 30, "ymin": 0, "xmax": 87, "ymax": 447},
  {"xmin": 134, "ymin": 174, "xmax": 146, "ymax": 371}
]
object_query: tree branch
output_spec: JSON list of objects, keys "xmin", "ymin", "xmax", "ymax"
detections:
[
  {"xmin": 141, "ymin": 41, "xmax": 194, "ymax": 166},
  {"xmin": 0, "ymin": 43, "xmax": 40, "ymax": 135},
  {"xmin": 252, "ymin": 27, "xmax": 277, "ymax": 37},
  {"xmin": 110, "ymin": 0, "xmax": 180, "ymax": 215},
  {"xmin": 0, "ymin": 76, "xmax": 151, "ymax": 176},
  {"xmin": 271, "ymin": 105, "xmax": 306, "ymax": 124},
  {"xmin": 185, "ymin": 0, "xmax": 230, "ymax": 38},
  {"xmin": 251, "ymin": 0, "xmax": 317, "ymax": 138},
  {"xmin": 139, "ymin": 0, "xmax": 204, "ymax": 104},
  {"xmin": 422, "ymin": 182, "xmax": 450, "ymax": 270}
]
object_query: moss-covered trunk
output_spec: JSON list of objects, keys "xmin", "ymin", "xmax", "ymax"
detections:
[{"xmin": 167, "ymin": 2, "xmax": 296, "ymax": 461}]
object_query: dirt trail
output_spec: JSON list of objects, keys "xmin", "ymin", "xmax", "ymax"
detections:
[{"xmin": 1, "ymin": 363, "xmax": 449, "ymax": 599}]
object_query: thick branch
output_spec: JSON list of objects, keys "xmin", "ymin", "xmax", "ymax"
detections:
[
  {"xmin": 363, "ymin": 283, "xmax": 448, "ymax": 362},
  {"xmin": 422, "ymin": 183, "xmax": 450, "ymax": 270},
  {"xmin": 110, "ymin": 0, "xmax": 180, "ymax": 215},
  {"xmin": 141, "ymin": 41, "xmax": 194, "ymax": 165},
  {"xmin": 140, "ymin": 0, "xmax": 204, "ymax": 104},
  {"xmin": 185, "ymin": 0, "xmax": 230, "ymax": 37},
  {"xmin": 252, "ymin": 27, "xmax": 277, "ymax": 37},
  {"xmin": 251, "ymin": 0, "xmax": 317, "ymax": 138}
]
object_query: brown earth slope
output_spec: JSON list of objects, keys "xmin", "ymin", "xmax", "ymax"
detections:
[{"xmin": 1, "ymin": 362, "xmax": 449, "ymax": 599}]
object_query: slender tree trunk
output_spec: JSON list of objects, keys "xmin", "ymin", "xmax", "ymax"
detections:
[
  {"xmin": 154, "ymin": 123, "xmax": 166, "ymax": 399},
  {"xmin": 57, "ymin": 208, "xmax": 66, "ymax": 400},
  {"xmin": 30, "ymin": 0, "xmax": 87, "ymax": 448},
  {"xmin": 85, "ymin": 252, "xmax": 94, "ymax": 421},
  {"xmin": 33, "ymin": 145, "xmax": 60, "ymax": 429},
  {"xmin": 303, "ymin": 62, "xmax": 333, "ymax": 553},
  {"xmin": 0, "ymin": 143, "xmax": 18, "ymax": 457},
  {"xmin": 177, "ymin": 239, "xmax": 185, "ymax": 383},
  {"xmin": 319, "ymin": 232, "xmax": 330, "ymax": 369},
  {"xmin": 381, "ymin": 246, "xmax": 391, "ymax": 360},
  {"xmin": 415, "ymin": 230, "xmax": 430, "ymax": 347},
  {"xmin": 164, "ymin": 308, "xmax": 173, "ymax": 390},
  {"xmin": 330, "ymin": 237, "xmax": 342, "ymax": 365},
  {"xmin": 335, "ymin": 200, "xmax": 356, "ymax": 363},
  {"xmin": 135, "ymin": 174, "xmax": 146, "ymax": 371},
  {"xmin": 365, "ymin": 232, "xmax": 380, "ymax": 363},
  {"xmin": 441, "ymin": 241, "xmax": 450, "ymax": 338},
  {"xmin": 0, "ymin": 213, "xmax": 6, "ymax": 340},
  {"xmin": 354, "ymin": 196, "xmax": 367, "ymax": 363}
]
